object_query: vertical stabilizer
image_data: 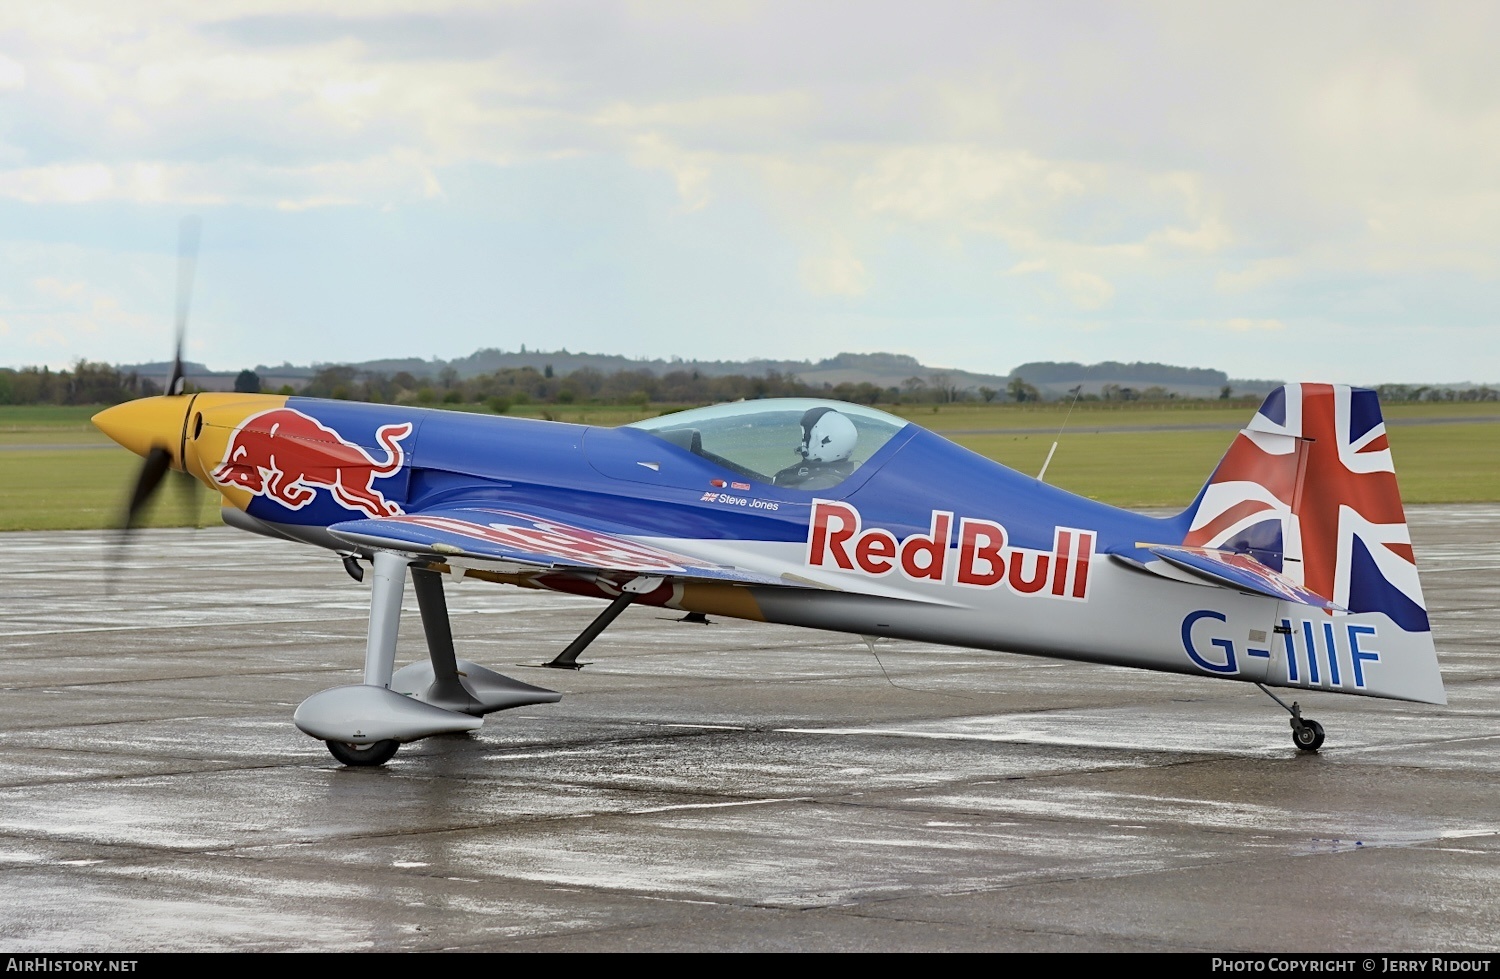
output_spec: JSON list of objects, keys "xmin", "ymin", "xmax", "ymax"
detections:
[
  {"xmin": 1181, "ymin": 384, "xmax": 1442, "ymax": 704},
  {"xmin": 1184, "ymin": 384, "xmax": 1428, "ymax": 629}
]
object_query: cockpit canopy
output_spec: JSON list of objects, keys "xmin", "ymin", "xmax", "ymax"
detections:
[{"xmin": 628, "ymin": 399, "xmax": 909, "ymax": 490}]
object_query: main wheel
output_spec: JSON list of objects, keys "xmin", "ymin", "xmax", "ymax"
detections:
[
  {"xmin": 326, "ymin": 738, "xmax": 399, "ymax": 766},
  {"xmin": 1292, "ymin": 719, "xmax": 1325, "ymax": 752}
]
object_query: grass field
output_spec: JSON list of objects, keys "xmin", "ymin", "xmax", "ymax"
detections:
[
  {"xmin": 3, "ymin": 400, "xmax": 1497, "ymax": 531},
  {"xmin": 949, "ymin": 423, "xmax": 1500, "ymax": 507}
]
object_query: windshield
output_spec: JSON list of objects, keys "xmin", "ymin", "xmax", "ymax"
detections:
[{"xmin": 628, "ymin": 399, "xmax": 909, "ymax": 490}]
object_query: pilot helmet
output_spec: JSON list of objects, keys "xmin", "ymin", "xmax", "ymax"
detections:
[{"xmin": 798, "ymin": 407, "xmax": 857, "ymax": 463}]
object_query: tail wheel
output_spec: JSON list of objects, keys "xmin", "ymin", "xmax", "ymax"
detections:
[
  {"xmin": 1292, "ymin": 719, "xmax": 1325, "ymax": 753},
  {"xmin": 326, "ymin": 739, "xmax": 399, "ymax": 766}
]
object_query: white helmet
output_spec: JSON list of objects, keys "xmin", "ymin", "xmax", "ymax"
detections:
[{"xmin": 799, "ymin": 407, "xmax": 857, "ymax": 464}]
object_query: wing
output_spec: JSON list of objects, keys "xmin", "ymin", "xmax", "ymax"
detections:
[{"xmin": 327, "ymin": 504, "xmax": 790, "ymax": 587}]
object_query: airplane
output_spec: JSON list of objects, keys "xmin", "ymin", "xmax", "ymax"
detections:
[{"xmin": 92, "ymin": 370, "xmax": 1446, "ymax": 766}]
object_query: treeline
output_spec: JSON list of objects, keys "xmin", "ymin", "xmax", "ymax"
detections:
[
  {"xmin": 297, "ymin": 364, "xmax": 881, "ymax": 411},
  {"xmin": 1011, "ymin": 360, "xmax": 1230, "ymax": 385},
  {"xmin": 1372, "ymin": 383, "xmax": 1500, "ymax": 402},
  {"xmin": 0, "ymin": 362, "xmax": 162, "ymax": 405},
  {"xmin": 4, "ymin": 360, "xmax": 1498, "ymax": 408}
]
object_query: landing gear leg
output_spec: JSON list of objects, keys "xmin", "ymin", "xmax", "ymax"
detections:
[
  {"xmin": 296, "ymin": 553, "xmax": 488, "ymax": 762},
  {"xmin": 542, "ymin": 591, "xmax": 637, "ymax": 670},
  {"xmin": 1257, "ymin": 683, "xmax": 1326, "ymax": 753},
  {"xmin": 412, "ymin": 567, "xmax": 480, "ymax": 712},
  {"xmin": 326, "ymin": 550, "xmax": 409, "ymax": 767}
]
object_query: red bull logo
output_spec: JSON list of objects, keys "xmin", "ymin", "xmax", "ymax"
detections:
[
  {"xmin": 211, "ymin": 408, "xmax": 413, "ymax": 518},
  {"xmin": 807, "ymin": 500, "xmax": 1094, "ymax": 600}
]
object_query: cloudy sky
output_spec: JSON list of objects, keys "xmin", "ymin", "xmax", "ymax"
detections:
[{"xmin": 2, "ymin": 1, "xmax": 1497, "ymax": 383}]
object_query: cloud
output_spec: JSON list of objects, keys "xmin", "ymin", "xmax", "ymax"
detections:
[
  {"xmin": 1215, "ymin": 258, "xmax": 1299, "ymax": 294},
  {"xmin": 0, "ymin": 155, "xmax": 449, "ymax": 208},
  {"xmin": 599, "ymin": 91, "xmax": 814, "ymax": 154},
  {"xmin": 1059, "ymin": 270, "xmax": 1114, "ymax": 310},
  {"xmin": 628, "ymin": 134, "xmax": 714, "ymax": 210},
  {"xmin": 1223, "ymin": 318, "xmax": 1287, "ymax": 333},
  {"xmin": 0, "ymin": 54, "xmax": 24, "ymax": 91},
  {"xmin": 274, "ymin": 195, "xmax": 356, "ymax": 211},
  {"xmin": 24, "ymin": 326, "xmax": 69, "ymax": 348},
  {"xmin": 0, "ymin": 2, "xmax": 1497, "ymax": 381},
  {"xmin": 851, "ymin": 146, "xmax": 1094, "ymax": 231},
  {"xmin": 1144, "ymin": 216, "xmax": 1231, "ymax": 253},
  {"xmin": 1, "ymin": 249, "xmax": 167, "ymax": 367},
  {"xmin": 33, "ymin": 277, "xmax": 89, "ymax": 301},
  {"xmin": 0, "ymin": 164, "xmax": 116, "ymax": 203},
  {"xmin": 800, "ymin": 251, "xmax": 869, "ymax": 298}
]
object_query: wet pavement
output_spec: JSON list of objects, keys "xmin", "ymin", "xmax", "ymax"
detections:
[{"xmin": 0, "ymin": 505, "xmax": 1496, "ymax": 952}]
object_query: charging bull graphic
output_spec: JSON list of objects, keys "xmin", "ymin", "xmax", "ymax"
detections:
[{"xmin": 211, "ymin": 408, "xmax": 413, "ymax": 518}]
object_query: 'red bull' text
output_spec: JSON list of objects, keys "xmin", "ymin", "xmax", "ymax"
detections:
[{"xmin": 806, "ymin": 500, "xmax": 1093, "ymax": 600}]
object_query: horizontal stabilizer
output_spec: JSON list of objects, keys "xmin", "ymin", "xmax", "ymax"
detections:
[
  {"xmin": 1146, "ymin": 544, "xmax": 1343, "ymax": 611},
  {"xmin": 1107, "ymin": 550, "xmax": 1222, "ymax": 587}
]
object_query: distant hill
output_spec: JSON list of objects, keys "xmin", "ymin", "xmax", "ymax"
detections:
[
  {"xmin": 122, "ymin": 360, "xmax": 316, "ymax": 393},
  {"xmin": 1008, "ymin": 361, "xmax": 1282, "ymax": 399},
  {"xmin": 118, "ymin": 350, "xmax": 1280, "ymax": 399},
  {"xmin": 432, "ymin": 349, "xmax": 1017, "ymax": 393}
]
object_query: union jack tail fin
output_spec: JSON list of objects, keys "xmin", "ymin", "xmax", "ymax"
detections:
[
  {"xmin": 1176, "ymin": 384, "xmax": 1444, "ymax": 704},
  {"xmin": 1183, "ymin": 384, "xmax": 1428, "ymax": 631}
]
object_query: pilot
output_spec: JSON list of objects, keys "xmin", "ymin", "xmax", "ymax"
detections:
[{"xmin": 774, "ymin": 407, "xmax": 859, "ymax": 490}]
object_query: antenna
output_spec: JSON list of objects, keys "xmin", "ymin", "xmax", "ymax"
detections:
[
  {"xmin": 1037, "ymin": 384, "xmax": 1083, "ymax": 482},
  {"xmin": 859, "ymin": 636, "xmax": 971, "ymax": 700}
]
